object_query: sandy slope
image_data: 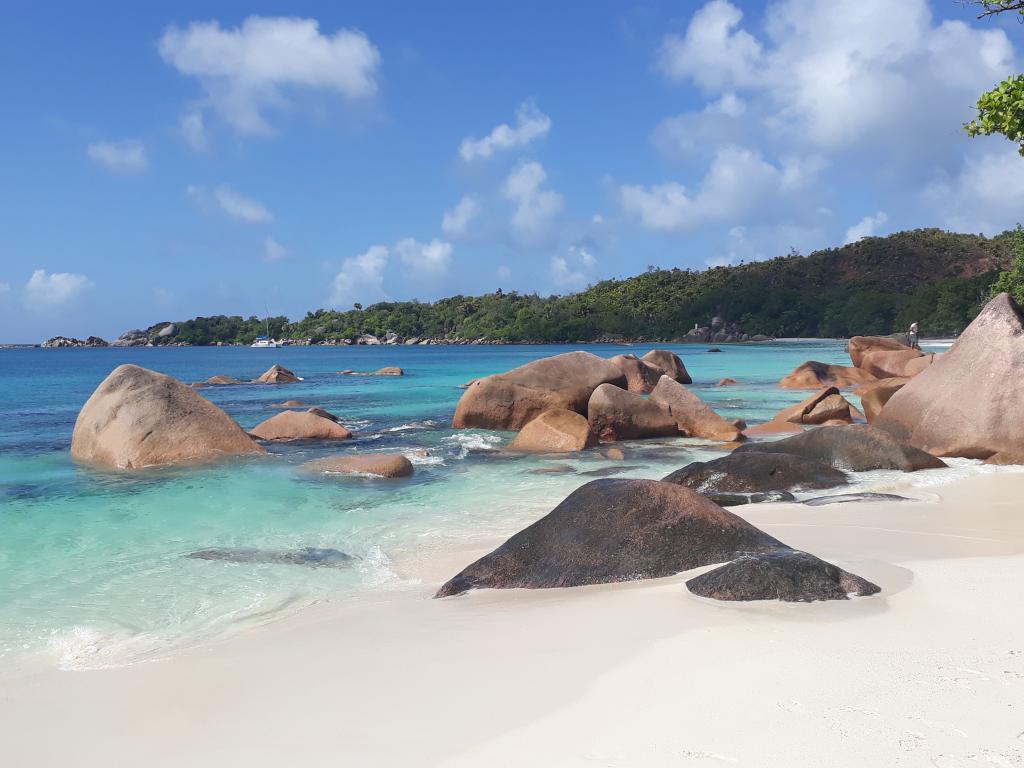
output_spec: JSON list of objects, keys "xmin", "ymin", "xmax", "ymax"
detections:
[{"xmin": 2, "ymin": 474, "xmax": 1024, "ymax": 767}]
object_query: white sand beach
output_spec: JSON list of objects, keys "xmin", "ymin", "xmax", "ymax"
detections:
[{"xmin": 3, "ymin": 471, "xmax": 1024, "ymax": 767}]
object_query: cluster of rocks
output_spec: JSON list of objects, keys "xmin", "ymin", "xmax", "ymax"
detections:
[
  {"xmin": 307, "ymin": 333, "xmax": 507, "ymax": 346},
  {"xmin": 435, "ymin": 478, "xmax": 879, "ymax": 603},
  {"xmin": 674, "ymin": 316, "xmax": 773, "ymax": 344},
  {"xmin": 69, "ymin": 362, "xmax": 413, "ymax": 479},
  {"xmin": 41, "ymin": 335, "xmax": 109, "ymax": 348},
  {"xmin": 778, "ymin": 333, "xmax": 937, "ymax": 391},
  {"xmin": 453, "ymin": 349, "xmax": 745, "ymax": 451}
]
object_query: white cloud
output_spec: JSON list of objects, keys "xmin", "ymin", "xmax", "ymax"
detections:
[
  {"xmin": 264, "ymin": 237, "xmax": 288, "ymax": 262},
  {"xmin": 497, "ymin": 265, "xmax": 511, "ymax": 280},
  {"xmin": 180, "ymin": 111, "xmax": 208, "ymax": 151},
  {"xmin": 551, "ymin": 245, "xmax": 597, "ymax": 288},
  {"xmin": 24, "ymin": 270, "xmax": 93, "ymax": 307},
  {"xmin": 329, "ymin": 245, "xmax": 389, "ymax": 307},
  {"xmin": 656, "ymin": 0, "xmax": 763, "ymax": 91},
  {"xmin": 656, "ymin": 0, "xmax": 1016, "ymax": 151},
  {"xmin": 441, "ymin": 195, "xmax": 481, "ymax": 236},
  {"xmin": 844, "ymin": 212, "xmax": 889, "ymax": 244},
  {"xmin": 503, "ymin": 161, "xmax": 564, "ymax": 241},
  {"xmin": 0, "ymin": 282, "xmax": 10, "ymax": 298},
  {"xmin": 923, "ymin": 147, "xmax": 1024, "ymax": 235},
  {"xmin": 87, "ymin": 140, "xmax": 148, "ymax": 174},
  {"xmin": 159, "ymin": 16, "xmax": 381, "ymax": 135},
  {"xmin": 619, "ymin": 146, "xmax": 822, "ymax": 232},
  {"xmin": 396, "ymin": 238, "xmax": 452, "ymax": 276},
  {"xmin": 215, "ymin": 185, "xmax": 272, "ymax": 223},
  {"xmin": 459, "ymin": 102, "xmax": 551, "ymax": 162}
]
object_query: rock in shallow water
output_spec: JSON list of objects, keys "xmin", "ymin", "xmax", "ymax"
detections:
[
  {"xmin": 187, "ymin": 547, "xmax": 355, "ymax": 568},
  {"xmin": 301, "ymin": 453, "xmax": 414, "ymax": 478},
  {"xmin": 686, "ymin": 550, "xmax": 880, "ymax": 602},
  {"xmin": 71, "ymin": 364, "xmax": 266, "ymax": 470},
  {"xmin": 435, "ymin": 478, "xmax": 787, "ymax": 597}
]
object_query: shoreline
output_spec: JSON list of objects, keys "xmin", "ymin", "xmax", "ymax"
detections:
[{"xmin": 3, "ymin": 470, "xmax": 1024, "ymax": 766}]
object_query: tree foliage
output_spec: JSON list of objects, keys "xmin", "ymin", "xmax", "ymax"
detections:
[
  {"xmin": 156, "ymin": 229, "xmax": 1016, "ymax": 344},
  {"xmin": 990, "ymin": 225, "xmax": 1024, "ymax": 304},
  {"xmin": 963, "ymin": 1, "xmax": 1024, "ymax": 153}
]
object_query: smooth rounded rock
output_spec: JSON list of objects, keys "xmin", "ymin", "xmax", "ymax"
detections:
[{"xmin": 71, "ymin": 364, "xmax": 266, "ymax": 470}]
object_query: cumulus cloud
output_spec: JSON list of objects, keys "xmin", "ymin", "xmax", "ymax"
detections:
[
  {"xmin": 264, "ymin": 237, "xmax": 287, "ymax": 262},
  {"xmin": 619, "ymin": 146, "xmax": 822, "ymax": 232},
  {"xmin": 180, "ymin": 111, "xmax": 208, "ymax": 151},
  {"xmin": 459, "ymin": 102, "xmax": 551, "ymax": 162},
  {"xmin": 329, "ymin": 245, "xmax": 389, "ymax": 307},
  {"xmin": 24, "ymin": 269, "xmax": 93, "ymax": 306},
  {"xmin": 159, "ymin": 16, "xmax": 381, "ymax": 135},
  {"xmin": 441, "ymin": 195, "xmax": 481, "ymax": 236},
  {"xmin": 87, "ymin": 140, "xmax": 148, "ymax": 174},
  {"xmin": 396, "ymin": 238, "xmax": 452, "ymax": 276},
  {"xmin": 504, "ymin": 161, "xmax": 564, "ymax": 241},
  {"xmin": 924, "ymin": 147, "xmax": 1024, "ymax": 235},
  {"xmin": 215, "ymin": 185, "xmax": 272, "ymax": 223},
  {"xmin": 655, "ymin": 0, "xmax": 1016, "ymax": 151},
  {"xmin": 551, "ymin": 245, "xmax": 597, "ymax": 288},
  {"xmin": 844, "ymin": 212, "xmax": 889, "ymax": 244}
]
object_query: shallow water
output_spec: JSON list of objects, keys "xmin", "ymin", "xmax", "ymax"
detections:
[{"xmin": 0, "ymin": 340, "xmax": 967, "ymax": 669}]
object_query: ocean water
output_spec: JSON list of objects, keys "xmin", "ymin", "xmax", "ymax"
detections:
[{"xmin": 0, "ymin": 341, "xmax": 973, "ymax": 670}]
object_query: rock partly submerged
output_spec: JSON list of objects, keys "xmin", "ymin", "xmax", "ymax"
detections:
[
  {"xmin": 187, "ymin": 547, "xmax": 355, "ymax": 568},
  {"xmin": 686, "ymin": 550, "xmax": 880, "ymax": 602},
  {"xmin": 71, "ymin": 364, "xmax": 266, "ymax": 470},
  {"xmin": 876, "ymin": 293, "xmax": 1024, "ymax": 463},
  {"xmin": 302, "ymin": 453, "xmax": 414, "ymax": 478},
  {"xmin": 736, "ymin": 424, "xmax": 946, "ymax": 472},
  {"xmin": 661, "ymin": 452, "xmax": 848, "ymax": 505},
  {"xmin": 453, "ymin": 351, "xmax": 627, "ymax": 431},
  {"xmin": 779, "ymin": 361, "xmax": 878, "ymax": 389},
  {"xmin": 435, "ymin": 479, "xmax": 786, "ymax": 597},
  {"xmin": 508, "ymin": 409, "xmax": 597, "ymax": 453},
  {"xmin": 648, "ymin": 376, "xmax": 744, "ymax": 442},
  {"xmin": 255, "ymin": 364, "xmax": 301, "ymax": 384},
  {"xmin": 250, "ymin": 411, "xmax": 353, "ymax": 441},
  {"xmin": 587, "ymin": 383, "xmax": 678, "ymax": 442}
]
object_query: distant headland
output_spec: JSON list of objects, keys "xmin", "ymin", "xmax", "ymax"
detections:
[{"xmin": 35, "ymin": 228, "xmax": 1017, "ymax": 348}]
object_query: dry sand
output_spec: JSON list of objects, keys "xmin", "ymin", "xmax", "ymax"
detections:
[{"xmin": 3, "ymin": 473, "xmax": 1024, "ymax": 767}]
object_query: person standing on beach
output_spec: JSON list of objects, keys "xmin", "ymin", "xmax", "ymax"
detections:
[{"xmin": 908, "ymin": 321, "xmax": 920, "ymax": 350}]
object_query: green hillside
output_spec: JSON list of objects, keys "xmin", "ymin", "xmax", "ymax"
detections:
[{"xmin": 163, "ymin": 228, "xmax": 1017, "ymax": 345}]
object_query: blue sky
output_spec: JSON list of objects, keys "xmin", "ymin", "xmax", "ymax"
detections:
[{"xmin": 1, "ymin": 0, "xmax": 1022, "ymax": 342}]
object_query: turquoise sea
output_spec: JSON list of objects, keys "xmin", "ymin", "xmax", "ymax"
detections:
[{"xmin": 0, "ymin": 341, "xmax": 962, "ymax": 670}]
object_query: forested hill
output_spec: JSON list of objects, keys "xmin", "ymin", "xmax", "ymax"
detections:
[{"xmin": 159, "ymin": 228, "xmax": 1017, "ymax": 345}]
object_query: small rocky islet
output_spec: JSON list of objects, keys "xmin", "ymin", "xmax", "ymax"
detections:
[{"xmin": 65, "ymin": 293, "xmax": 1024, "ymax": 601}]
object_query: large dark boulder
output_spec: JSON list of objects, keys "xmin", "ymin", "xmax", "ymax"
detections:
[
  {"xmin": 71, "ymin": 364, "xmax": 266, "ymax": 469},
  {"xmin": 661, "ymin": 452, "xmax": 848, "ymax": 504},
  {"xmin": 686, "ymin": 550, "xmax": 880, "ymax": 602},
  {"xmin": 876, "ymin": 293, "xmax": 1024, "ymax": 463},
  {"xmin": 453, "ymin": 351, "xmax": 627, "ymax": 431},
  {"xmin": 735, "ymin": 424, "xmax": 946, "ymax": 472},
  {"xmin": 435, "ymin": 479, "xmax": 787, "ymax": 597}
]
